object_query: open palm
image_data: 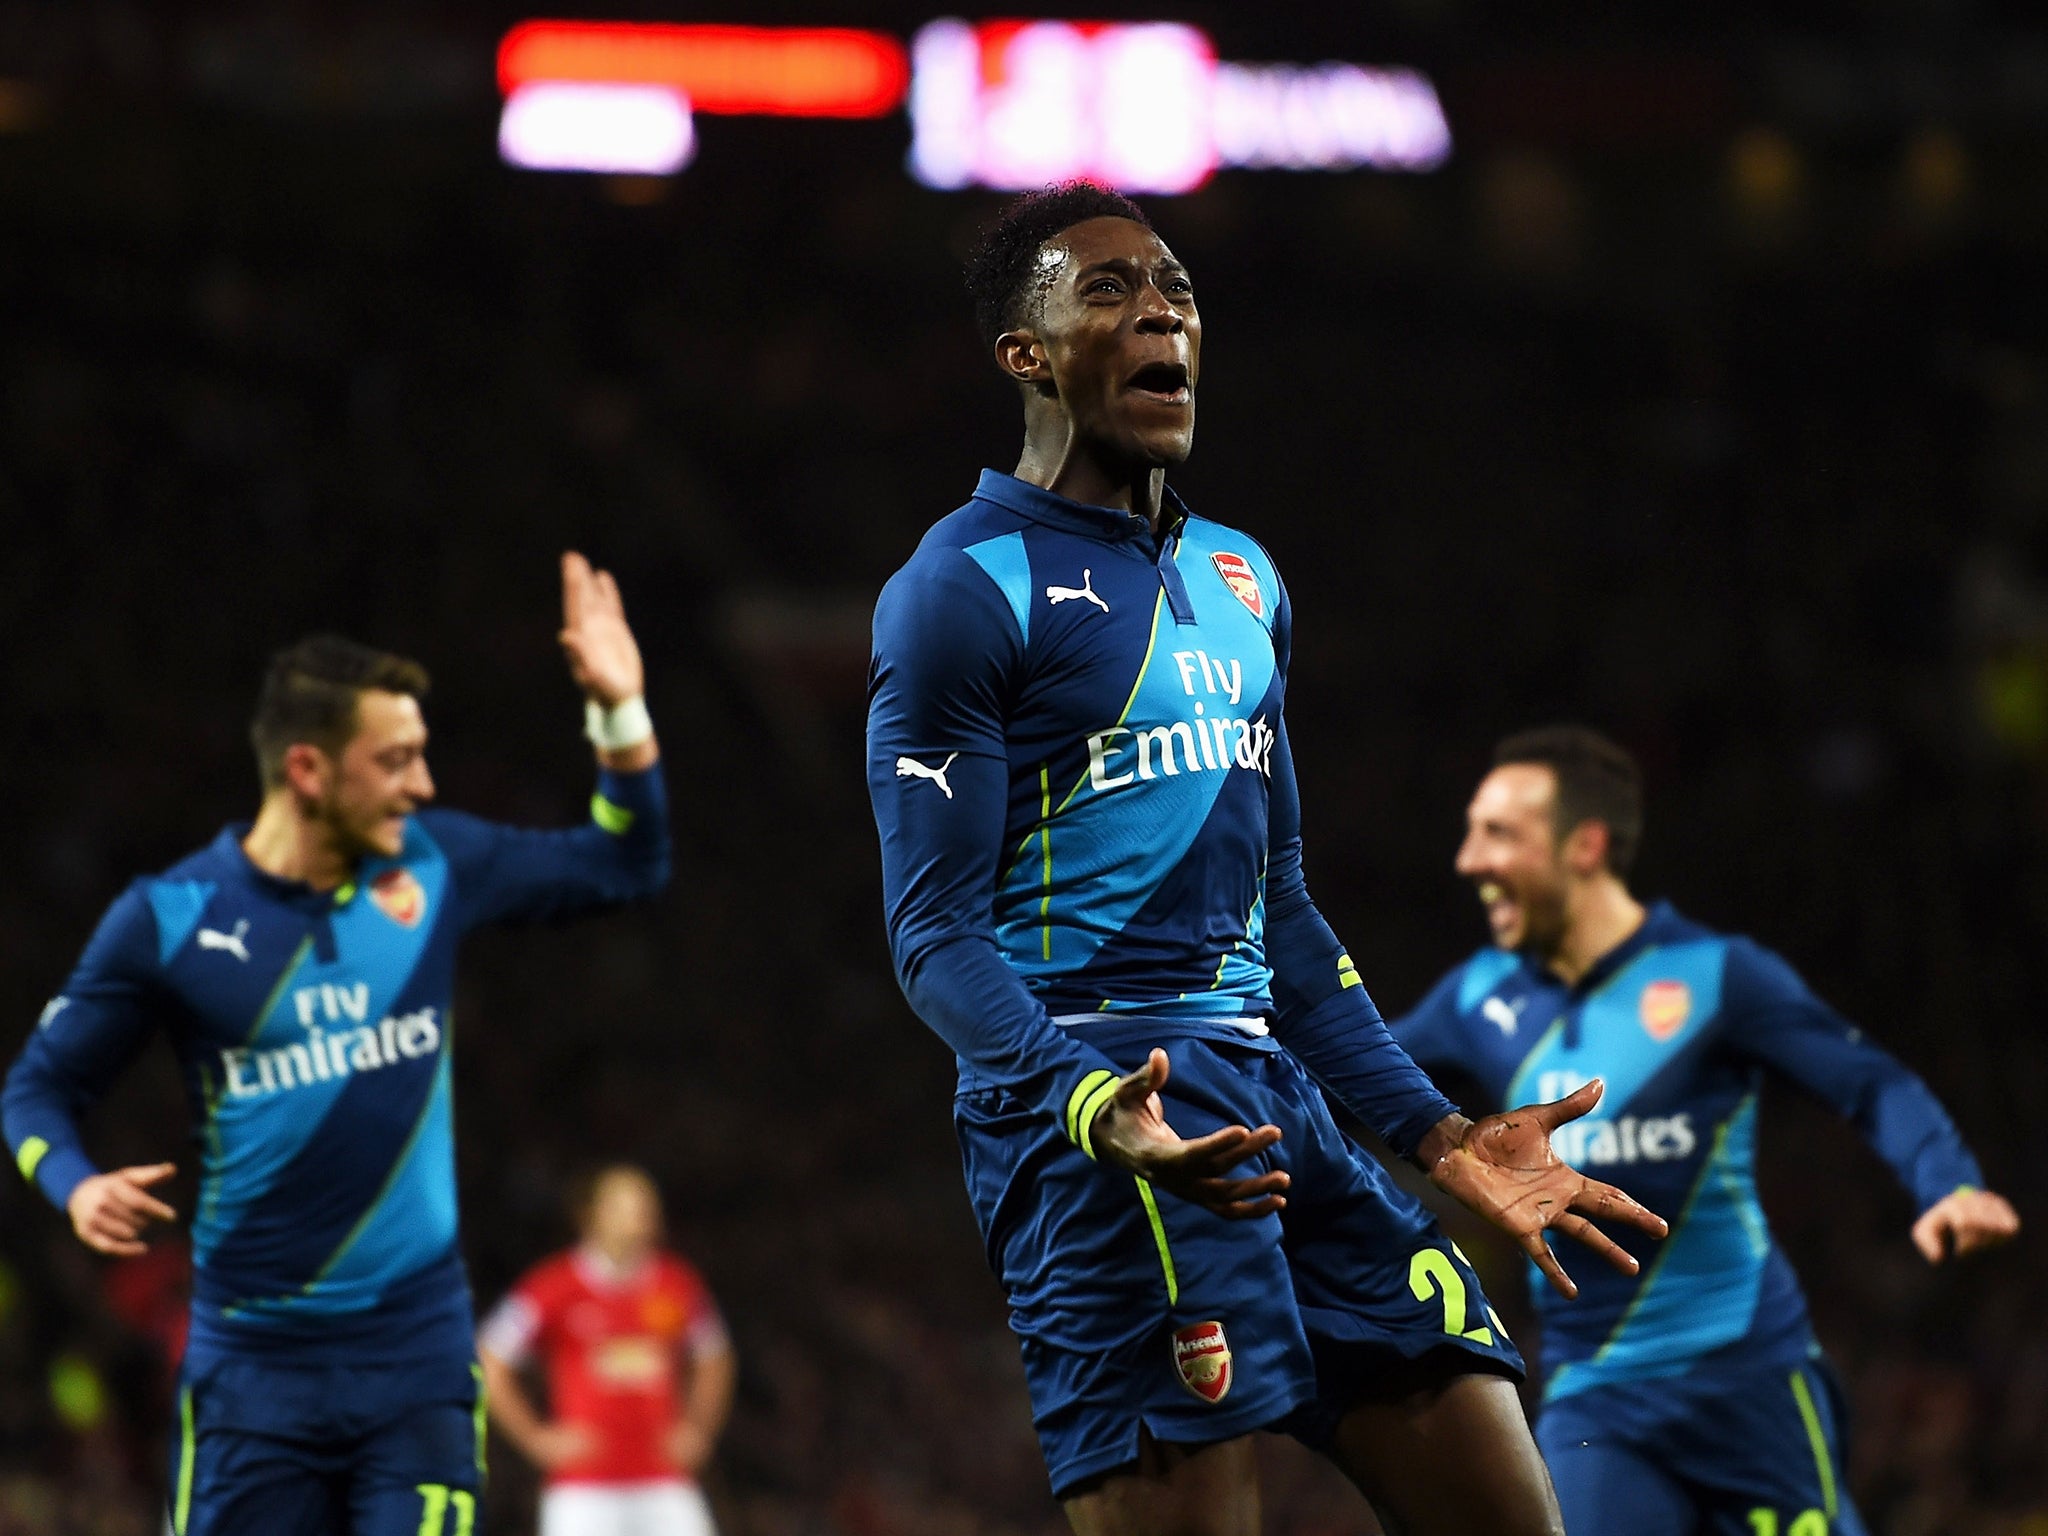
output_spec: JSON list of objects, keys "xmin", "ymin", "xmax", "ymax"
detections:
[
  {"xmin": 559, "ymin": 551, "xmax": 644, "ymax": 705},
  {"xmin": 1428, "ymin": 1079, "xmax": 1670, "ymax": 1298}
]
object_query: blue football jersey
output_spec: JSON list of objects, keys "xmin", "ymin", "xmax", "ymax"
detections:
[
  {"xmin": 1390, "ymin": 902, "xmax": 1982, "ymax": 1402},
  {"xmin": 4, "ymin": 767, "xmax": 669, "ymax": 1366},
  {"xmin": 867, "ymin": 471, "xmax": 1454, "ymax": 1161}
]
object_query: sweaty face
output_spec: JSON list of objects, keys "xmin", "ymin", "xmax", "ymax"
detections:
[
  {"xmin": 1454, "ymin": 765, "xmax": 1571, "ymax": 959},
  {"xmin": 318, "ymin": 690, "xmax": 434, "ymax": 860},
  {"xmin": 1024, "ymin": 216, "xmax": 1200, "ymax": 468},
  {"xmin": 585, "ymin": 1171, "xmax": 663, "ymax": 1264}
]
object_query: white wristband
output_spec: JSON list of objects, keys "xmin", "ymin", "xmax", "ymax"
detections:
[{"xmin": 584, "ymin": 695, "xmax": 654, "ymax": 751}]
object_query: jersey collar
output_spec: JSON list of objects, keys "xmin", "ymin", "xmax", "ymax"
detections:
[
  {"xmin": 971, "ymin": 468, "xmax": 1191, "ymax": 546},
  {"xmin": 1558, "ymin": 898, "xmax": 1684, "ymax": 997}
]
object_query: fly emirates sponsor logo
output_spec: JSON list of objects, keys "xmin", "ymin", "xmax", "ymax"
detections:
[
  {"xmin": 1087, "ymin": 650, "xmax": 1274, "ymax": 791},
  {"xmin": 1532, "ymin": 1070, "xmax": 1696, "ymax": 1167},
  {"xmin": 219, "ymin": 981, "xmax": 441, "ymax": 1099}
]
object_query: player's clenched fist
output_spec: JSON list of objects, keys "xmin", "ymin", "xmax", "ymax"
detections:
[{"xmin": 67, "ymin": 1162, "xmax": 178, "ymax": 1256}]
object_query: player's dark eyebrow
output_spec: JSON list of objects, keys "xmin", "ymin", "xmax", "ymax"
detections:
[{"xmin": 1073, "ymin": 255, "xmax": 1191, "ymax": 285}]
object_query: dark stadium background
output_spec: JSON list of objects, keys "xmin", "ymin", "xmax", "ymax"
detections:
[{"xmin": 2, "ymin": 3, "xmax": 2045, "ymax": 1532}]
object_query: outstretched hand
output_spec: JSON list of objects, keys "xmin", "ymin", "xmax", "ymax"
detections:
[
  {"xmin": 1421, "ymin": 1080, "xmax": 1669, "ymax": 1299},
  {"xmin": 1087, "ymin": 1049, "xmax": 1291, "ymax": 1220},
  {"xmin": 1911, "ymin": 1186, "xmax": 2020, "ymax": 1264},
  {"xmin": 559, "ymin": 551, "xmax": 644, "ymax": 707},
  {"xmin": 68, "ymin": 1162, "xmax": 178, "ymax": 1257}
]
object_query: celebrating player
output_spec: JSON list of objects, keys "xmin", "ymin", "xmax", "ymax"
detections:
[
  {"xmin": 1389, "ymin": 724, "xmax": 2021, "ymax": 1536},
  {"xmin": 865, "ymin": 183, "xmax": 1667, "ymax": 1536},
  {"xmin": 3, "ymin": 554, "xmax": 670, "ymax": 1536},
  {"xmin": 479, "ymin": 1165, "xmax": 734, "ymax": 1536}
]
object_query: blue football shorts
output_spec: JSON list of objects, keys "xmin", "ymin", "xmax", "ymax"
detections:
[
  {"xmin": 955, "ymin": 1023, "xmax": 1524, "ymax": 1496},
  {"xmin": 1540, "ymin": 1354, "xmax": 1867, "ymax": 1536},
  {"xmin": 168, "ymin": 1352, "xmax": 485, "ymax": 1536}
]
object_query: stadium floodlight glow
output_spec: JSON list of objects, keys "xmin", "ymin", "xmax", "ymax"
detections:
[
  {"xmin": 498, "ymin": 83, "xmax": 696, "ymax": 175},
  {"xmin": 498, "ymin": 22, "xmax": 909, "ymax": 117},
  {"xmin": 908, "ymin": 19, "xmax": 1216, "ymax": 194}
]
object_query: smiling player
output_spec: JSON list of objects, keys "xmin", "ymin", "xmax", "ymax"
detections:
[
  {"xmin": 3, "ymin": 554, "xmax": 671, "ymax": 1536},
  {"xmin": 866, "ymin": 183, "xmax": 1668, "ymax": 1536},
  {"xmin": 1390, "ymin": 725, "xmax": 2020, "ymax": 1536}
]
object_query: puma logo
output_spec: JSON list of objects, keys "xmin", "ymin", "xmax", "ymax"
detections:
[
  {"xmin": 895, "ymin": 753, "xmax": 958, "ymax": 800},
  {"xmin": 1045, "ymin": 569, "xmax": 1109, "ymax": 614},
  {"xmin": 196, "ymin": 919, "xmax": 251, "ymax": 963}
]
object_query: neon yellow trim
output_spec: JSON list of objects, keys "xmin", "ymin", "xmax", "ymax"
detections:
[
  {"xmin": 1038, "ymin": 764, "xmax": 1054, "ymax": 961},
  {"xmin": 1065, "ymin": 1071, "xmax": 1116, "ymax": 1146},
  {"xmin": 471, "ymin": 1362, "xmax": 488, "ymax": 1479},
  {"xmin": 1075, "ymin": 1077, "xmax": 1121, "ymax": 1159},
  {"xmin": 415, "ymin": 1484, "xmax": 449, "ymax": 1536},
  {"xmin": 299, "ymin": 1035, "xmax": 455, "ymax": 1300},
  {"xmin": 196, "ymin": 1061, "xmax": 226, "ymax": 1231},
  {"xmin": 16, "ymin": 1136, "xmax": 49, "ymax": 1183},
  {"xmin": 590, "ymin": 794, "xmax": 635, "ymax": 834},
  {"xmin": 1789, "ymin": 1369, "xmax": 1838, "ymax": 1519},
  {"xmin": 1337, "ymin": 951, "xmax": 1362, "ymax": 990},
  {"xmin": 1952, "ymin": 1183, "xmax": 1978, "ymax": 1198},
  {"xmin": 175, "ymin": 1387, "xmax": 196, "ymax": 1535},
  {"xmin": 334, "ymin": 881, "xmax": 357, "ymax": 905},
  {"xmin": 1134, "ymin": 1178, "xmax": 1179, "ymax": 1305},
  {"xmin": 246, "ymin": 935, "xmax": 313, "ymax": 1046},
  {"xmin": 1590, "ymin": 1106, "xmax": 1741, "ymax": 1367},
  {"xmin": 1007, "ymin": 589, "xmax": 1168, "ymax": 874}
]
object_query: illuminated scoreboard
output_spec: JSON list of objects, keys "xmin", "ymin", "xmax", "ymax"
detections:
[{"xmin": 497, "ymin": 17, "xmax": 1451, "ymax": 187}]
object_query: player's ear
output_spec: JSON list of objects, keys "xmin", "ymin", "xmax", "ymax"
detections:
[
  {"xmin": 994, "ymin": 329, "xmax": 1050, "ymax": 387},
  {"xmin": 280, "ymin": 741, "xmax": 333, "ymax": 803},
  {"xmin": 1562, "ymin": 818, "xmax": 1611, "ymax": 877}
]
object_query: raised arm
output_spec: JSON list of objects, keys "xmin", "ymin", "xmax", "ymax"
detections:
[
  {"xmin": 3, "ymin": 886, "xmax": 179, "ymax": 1254},
  {"xmin": 1724, "ymin": 939, "xmax": 2019, "ymax": 1263},
  {"xmin": 436, "ymin": 552, "xmax": 671, "ymax": 929},
  {"xmin": 867, "ymin": 553, "xmax": 1284, "ymax": 1216}
]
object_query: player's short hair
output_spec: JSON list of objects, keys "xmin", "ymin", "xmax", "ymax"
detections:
[
  {"xmin": 964, "ymin": 181, "xmax": 1153, "ymax": 351},
  {"xmin": 1492, "ymin": 725, "xmax": 1645, "ymax": 876},
  {"xmin": 251, "ymin": 635, "xmax": 430, "ymax": 789}
]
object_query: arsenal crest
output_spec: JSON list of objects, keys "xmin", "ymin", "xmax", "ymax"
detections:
[
  {"xmin": 1210, "ymin": 552, "xmax": 1264, "ymax": 619},
  {"xmin": 1171, "ymin": 1321, "xmax": 1233, "ymax": 1405},
  {"xmin": 369, "ymin": 868, "xmax": 426, "ymax": 929},
  {"xmin": 1639, "ymin": 980, "xmax": 1691, "ymax": 1041}
]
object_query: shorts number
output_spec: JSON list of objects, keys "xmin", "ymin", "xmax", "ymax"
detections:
[
  {"xmin": 1408, "ymin": 1247, "xmax": 1499, "ymax": 1345},
  {"xmin": 1748, "ymin": 1511, "xmax": 1827, "ymax": 1536},
  {"xmin": 416, "ymin": 1484, "xmax": 476, "ymax": 1536}
]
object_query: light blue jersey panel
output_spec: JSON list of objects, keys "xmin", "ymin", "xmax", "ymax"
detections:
[
  {"xmin": 995, "ymin": 569, "xmax": 1280, "ymax": 984},
  {"xmin": 1545, "ymin": 1093, "xmax": 1771, "ymax": 1400},
  {"xmin": 191, "ymin": 841, "xmax": 450, "ymax": 1262}
]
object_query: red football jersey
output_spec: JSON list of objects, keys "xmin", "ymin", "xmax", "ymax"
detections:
[{"xmin": 481, "ymin": 1248, "xmax": 726, "ymax": 1485}]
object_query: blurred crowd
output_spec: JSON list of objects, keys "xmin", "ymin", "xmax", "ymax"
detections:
[{"xmin": 3, "ymin": 3, "xmax": 2048, "ymax": 1533}]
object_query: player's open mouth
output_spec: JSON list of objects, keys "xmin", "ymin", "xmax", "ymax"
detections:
[
  {"xmin": 1478, "ymin": 881, "xmax": 1517, "ymax": 933},
  {"xmin": 1125, "ymin": 361, "xmax": 1191, "ymax": 403}
]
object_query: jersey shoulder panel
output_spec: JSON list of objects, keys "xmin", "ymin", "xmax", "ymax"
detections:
[
  {"xmin": 1455, "ymin": 947, "xmax": 1524, "ymax": 1013},
  {"xmin": 1176, "ymin": 515, "xmax": 1282, "ymax": 638}
]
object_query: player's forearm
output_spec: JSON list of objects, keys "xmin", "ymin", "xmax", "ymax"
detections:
[
  {"xmin": 687, "ymin": 1345, "xmax": 736, "ymax": 1447},
  {"xmin": 896, "ymin": 931, "xmax": 1126, "ymax": 1148},
  {"xmin": 1261, "ymin": 842, "xmax": 1460, "ymax": 1156},
  {"xmin": 597, "ymin": 737, "xmax": 658, "ymax": 773},
  {"xmin": 2, "ymin": 1049, "xmax": 102, "ymax": 1211},
  {"xmin": 478, "ymin": 1353, "xmax": 552, "ymax": 1462}
]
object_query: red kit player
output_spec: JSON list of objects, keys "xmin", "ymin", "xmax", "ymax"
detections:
[{"xmin": 479, "ymin": 1166, "xmax": 735, "ymax": 1536}]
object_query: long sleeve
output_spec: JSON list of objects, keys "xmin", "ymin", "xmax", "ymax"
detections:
[
  {"xmin": 1253, "ymin": 576, "xmax": 1458, "ymax": 1158},
  {"xmin": 3, "ymin": 885, "xmax": 163, "ymax": 1211},
  {"xmin": 1723, "ymin": 938, "xmax": 1982, "ymax": 1211},
  {"xmin": 426, "ymin": 760, "xmax": 672, "ymax": 931},
  {"xmin": 1262, "ymin": 722, "xmax": 1460, "ymax": 1157},
  {"xmin": 867, "ymin": 553, "xmax": 1127, "ymax": 1154},
  {"xmin": 1386, "ymin": 965, "xmax": 1481, "ymax": 1080}
]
